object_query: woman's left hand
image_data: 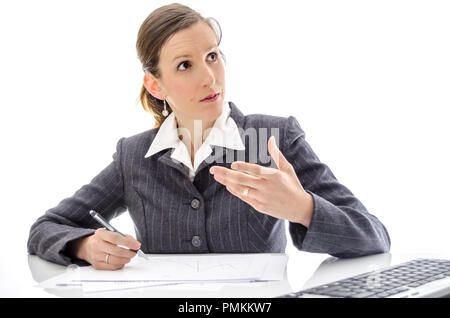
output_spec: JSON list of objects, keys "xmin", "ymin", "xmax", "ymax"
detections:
[{"xmin": 209, "ymin": 136, "xmax": 314, "ymax": 228}]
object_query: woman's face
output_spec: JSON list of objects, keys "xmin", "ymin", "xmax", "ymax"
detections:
[{"xmin": 145, "ymin": 22, "xmax": 226, "ymax": 125}]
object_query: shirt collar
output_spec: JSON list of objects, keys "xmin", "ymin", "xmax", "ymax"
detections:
[{"xmin": 144, "ymin": 101, "xmax": 245, "ymax": 159}]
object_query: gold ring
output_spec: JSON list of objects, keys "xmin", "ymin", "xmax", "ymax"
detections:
[
  {"xmin": 243, "ymin": 188, "xmax": 249, "ymax": 197},
  {"xmin": 105, "ymin": 253, "xmax": 110, "ymax": 264}
]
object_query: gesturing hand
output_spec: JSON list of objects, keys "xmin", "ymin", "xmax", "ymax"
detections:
[{"xmin": 209, "ymin": 136, "xmax": 314, "ymax": 227}]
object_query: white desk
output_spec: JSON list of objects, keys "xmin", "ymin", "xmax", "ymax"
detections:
[{"xmin": 21, "ymin": 251, "xmax": 450, "ymax": 298}]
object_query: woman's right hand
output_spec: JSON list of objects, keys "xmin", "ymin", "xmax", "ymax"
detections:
[{"xmin": 70, "ymin": 228, "xmax": 142, "ymax": 270}]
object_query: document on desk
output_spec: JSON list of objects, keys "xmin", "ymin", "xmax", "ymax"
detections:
[
  {"xmin": 76, "ymin": 253, "xmax": 285, "ymax": 281},
  {"xmin": 37, "ymin": 253, "xmax": 288, "ymax": 294}
]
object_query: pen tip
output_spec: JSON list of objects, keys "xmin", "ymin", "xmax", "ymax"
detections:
[{"xmin": 138, "ymin": 250, "xmax": 149, "ymax": 260}]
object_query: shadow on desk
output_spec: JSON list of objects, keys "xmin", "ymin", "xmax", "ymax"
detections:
[{"xmin": 27, "ymin": 253, "xmax": 392, "ymax": 298}]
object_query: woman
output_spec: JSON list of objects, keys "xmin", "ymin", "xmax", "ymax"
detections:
[{"xmin": 27, "ymin": 3, "xmax": 390, "ymax": 271}]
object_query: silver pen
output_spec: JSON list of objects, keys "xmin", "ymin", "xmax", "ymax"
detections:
[{"xmin": 89, "ymin": 210, "xmax": 149, "ymax": 260}]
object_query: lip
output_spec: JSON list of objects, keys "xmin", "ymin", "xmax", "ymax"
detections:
[{"xmin": 200, "ymin": 93, "xmax": 219, "ymax": 102}]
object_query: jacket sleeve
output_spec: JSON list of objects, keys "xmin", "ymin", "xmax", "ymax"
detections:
[
  {"xmin": 283, "ymin": 116, "xmax": 391, "ymax": 258},
  {"xmin": 27, "ymin": 137, "xmax": 128, "ymax": 266}
]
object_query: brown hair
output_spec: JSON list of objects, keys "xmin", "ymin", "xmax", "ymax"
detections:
[{"xmin": 136, "ymin": 3, "xmax": 224, "ymax": 128}]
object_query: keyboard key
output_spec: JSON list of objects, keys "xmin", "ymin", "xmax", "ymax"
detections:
[
  {"xmin": 371, "ymin": 288, "xmax": 390, "ymax": 293},
  {"xmin": 352, "ymin": 291, "xmax": 376, "ymax": 298},
  {"xmin": 386, "ymin": 287, "xmax": 409, "ymax": 296},
  {"xmin": 407, "ymin": 280, "xmax": 430, "ymax": 288},
  {"xmin": 433, "ymin": 274, "xmax": 446, "ymax": 280},
  {"xmin": 351, "ymin": 288, "xmax": 368, "ymax": 294},
  {"xmin": 310, "ymin": 285, "xmax": 340, "ymax": 293},
  {"xmin": 374, "ymin": 292, "xmax": 391, "ymax": 297},
  {"xmin": 320, "ymin": 290, "xmax": 355, "ymax": 297}
]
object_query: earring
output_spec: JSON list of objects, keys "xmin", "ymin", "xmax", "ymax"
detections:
[{"xmin": 162, "ymin": 99, "xmax": 169, "ymax": 117}]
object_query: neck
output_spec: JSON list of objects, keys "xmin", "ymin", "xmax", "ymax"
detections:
[{"xmin": 175, "ymin": 116, "xmax": 215, "ymax": 159}]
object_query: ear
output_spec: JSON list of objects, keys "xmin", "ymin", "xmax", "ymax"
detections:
[{"xmin": 143, "ymin": 73, "xmax": 165, "ymax": 100}]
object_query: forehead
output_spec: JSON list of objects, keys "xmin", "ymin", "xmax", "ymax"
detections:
[{"xmin": 161, "ymin": 22, "xmax": 218, "ymax": 62}]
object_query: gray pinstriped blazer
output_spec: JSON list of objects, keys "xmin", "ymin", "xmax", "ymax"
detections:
[{"xmin": 27, "ymin": 102, "xmax": 390, "ymax": 266}]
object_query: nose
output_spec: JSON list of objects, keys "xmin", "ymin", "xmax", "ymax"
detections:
[{"xmin": 200, "ymin": 63, "xmax": 215, "ymax": 88}]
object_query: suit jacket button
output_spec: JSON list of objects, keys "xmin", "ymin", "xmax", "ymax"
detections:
[
  {"xmin": 191, "ymin": 236, "xmax": 202, "ymax": 247},
  {"xmin": 191, "ymin": 198, "xmax": 200, "ymax": 210}
]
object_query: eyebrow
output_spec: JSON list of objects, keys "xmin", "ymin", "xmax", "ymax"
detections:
[{"xmin": 171, "ymin": 45, "xmax": 218, "ymax": 63}]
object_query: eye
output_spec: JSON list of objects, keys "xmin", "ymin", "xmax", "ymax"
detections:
[
  {"xmin": 176, "ymin": 52, "xmax": 219, "ymax": 71},
  {"xmin": 208, "ymin": 52, "xmax": 218, "ymax": 62},
  {"xmin": 177, "ymin": 61, "xmax": 191, "ymax": 71}
]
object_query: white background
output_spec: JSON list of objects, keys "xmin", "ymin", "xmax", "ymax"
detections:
[{"xmin": 1, "ymin": 0, "xmax": 449, "ymax": 295}]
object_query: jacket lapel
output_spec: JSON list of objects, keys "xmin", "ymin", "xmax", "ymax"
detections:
[{"xmin": 157, "ymin": 148, "xmax": 190, "ymax": 178}]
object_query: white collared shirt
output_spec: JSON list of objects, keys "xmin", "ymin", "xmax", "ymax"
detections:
[{"xmin": 144, "ymin": 101, "xmax": 245, "ymax": 182}]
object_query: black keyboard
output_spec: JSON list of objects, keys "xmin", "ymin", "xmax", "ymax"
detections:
[{"xmin": 279, "ymin": 258, "xmax": 450, "ymax": 298}]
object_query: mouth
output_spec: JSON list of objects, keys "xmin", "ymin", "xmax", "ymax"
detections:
[{"xmin": 200, "ymin": 92, "xmax": 220, "ymax": 102}]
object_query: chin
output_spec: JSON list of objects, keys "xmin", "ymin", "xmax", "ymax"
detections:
[{"xmin": 201, "ymin": 98, "xmax": 224, "ymax": 117}]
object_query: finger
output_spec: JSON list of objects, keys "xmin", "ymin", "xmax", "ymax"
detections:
[
  {"xmin": 226, "ymin": 183, "xmax": 268, "ymax": 213},
  {"xmin": 92, "ymin": 260, "xmax": 125, "ymax": 271},
  {"xmin": 96, "ymin": 228, "xmax": 141, "ymax": 251},
  {"xmin": 93, "ymin": 252, "xmax": 132, "ymax": 267},
  {"xmin": 210, "ymin": 166, "xmax": 264, "ymax": 189},
  {"xmin": 98, "ymin": 240, "xmax": 138, "ymax": 259},
  {"xmin": 268, "ymin": 136, "xmax": 291, "ymax": 172},
  {"xmin": 229, "ymin": 161, "xmax": 278, "ymax": 179},
  {"xmin": 225, "ymin": 183, "xmax": 262, "ymax": 207}
]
